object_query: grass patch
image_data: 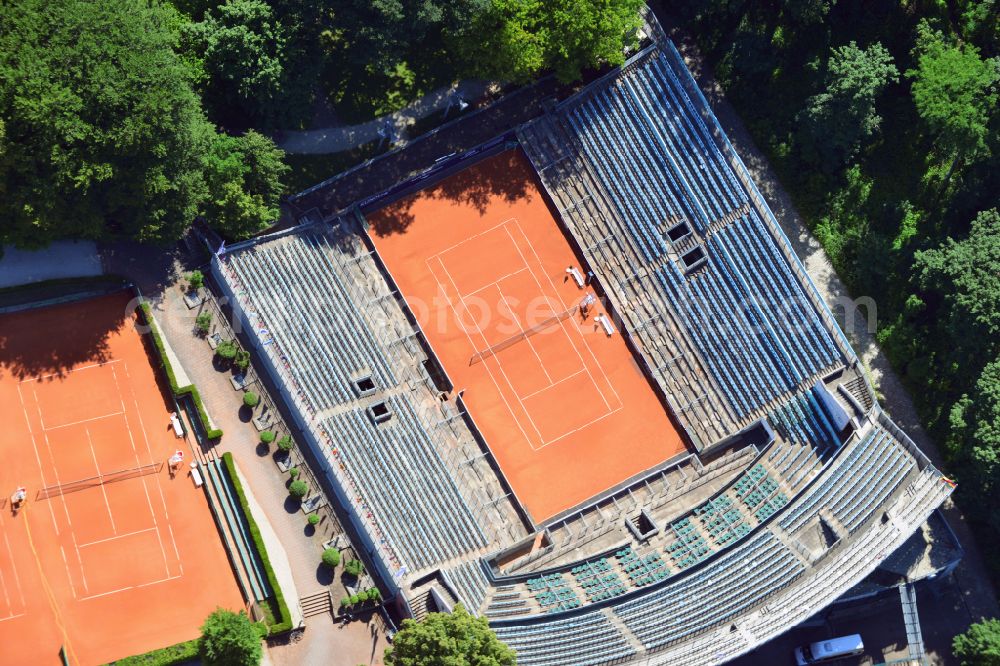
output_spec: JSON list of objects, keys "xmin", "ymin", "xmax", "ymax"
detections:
[
  {"xmin": 219, "ymin": 452, "xmax": 293, "ymax": 636},
  {"xmin": 106, "ymin": 638, "xmax": 199, "ymax": 666},
  {"xmin": 137, "ymin": 301, "xmax": 223, "ymax": 440}
]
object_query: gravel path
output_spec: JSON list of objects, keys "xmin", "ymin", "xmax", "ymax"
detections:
[{"xmin": 275, "ymin": 80, "xmax": 490, "ymax": 155}]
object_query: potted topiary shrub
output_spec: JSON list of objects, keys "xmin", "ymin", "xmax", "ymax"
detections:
[
  {"xmin": 195, "ymin": 311, "xmax": 212, "ymax": 336},
  {"xmin": 242, "ymin": 391, "xmax": 259, "ymax": 408},
  {"xmin": 308, "ymin": 513, "xmax": 320, "ymax": 527},
  {"xmin": 259, "ymin": 430, "xmax": 275, "ymax": 445},
  {"xmin": 234, "ymin": 349, "xmax": 250, "ymax": 371},
  {"xmin": 277, "ymin": 435, "xmax": 295, "ymax": 452},
  {"xmin": 215, "ymin": 339, "xmax": 238, "ymax": 363},
  {"xmin": 343, "ymin": 558, "xmax": 363, "ymax": 578},
  {"xmin": 187, "ymin": 270, "xmax": 205, "ymax": 291},
  {"xmin": 322, "ymin": 547, "xmax": 340, "ymax": 568},
  {"xmin": 288, "ymin": 467, "xmax": 299, "ymax": 480},
  {"xmin": 288, "ymin": 479, "xmax": 308, "ymax": 498}
]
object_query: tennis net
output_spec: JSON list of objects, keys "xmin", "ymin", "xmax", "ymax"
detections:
[
  {"xmin": 469, "ymin": 305, "xmax": 578, "ymax": 365},
  {"xmin": 35, "ymin": 462, "xmax": 164, "ymax": 500}
]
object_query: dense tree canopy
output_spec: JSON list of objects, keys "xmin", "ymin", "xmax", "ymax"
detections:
[
  {"xmin": 0, "ymin": 0, "xmax": 212, "ymax": 247},
  {"xmin": 953, "ymin": 617, "xmax": 1000, "ymax": 666},
  {"xmin": 183, "ymin": 0, "xmax": 287, "ymax": 126},
  {"xmin": 202, "ymin": 130, "xmax": 288, "ymax": 239},
  {"xmin": 199, "ymin": 608, "xmax": 262, "ymax": 666},
  {"xmin": 908, "ymin": 22, "xmax": 1000, "ymax": 166},
  {"xmin": 797, "ymin": 41, "xmax": 898, "ymax": 168},
  {"xmin": 384, "ymin": 605, "xmax": 516, "ymax": 666},
  {"xmin": 455, "ymin": 0, "xmax": 645, "ymax": 83}
]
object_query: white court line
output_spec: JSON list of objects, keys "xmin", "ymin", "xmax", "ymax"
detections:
[
  {"xmin": 426, "ymin": 258, "xmax": 537, "ymax": 449},
  {"xmin": 16, "ymin": 383, "xmax": 61, "ymax": 537},
  {"xmin": 86, "ymin": 428, "xmax": 117, "ymax": 534},
  {"xmin": 25, "ymin": 384, "xmax": 87, "ymax": 592},
  {"xmin": 0, "ymin": 613, "xmax": 26, "ymax": 624},
  {"xmin": 77, "ymin": 574, "xmax": 181, "ymax": 602},
  {"xmin": 504, "ymin": 223, "xmax": 613, "ymax": 412},
  {"xmin": 425, "ymin": 217, "xmax": 517, "ymax": 262},
  {"xmin": 0, "ymin": 512, "xmax": 27, "ymax": 616},
  {"xmin": 42, "ymin": 411, "xmax": 124, "ymax": 432},
  {"xmin": 493, "ymin": 283, "xmax": 552, "ymax": 384},
  {"xmin": 110, "ymin": 364, "xmax": 171, "ymax": 579},
  {"xmin": 520, "ymin": 369, "xmax": 586, "ymax": 400},
  {"xmin": 167, "ymin": 524, "xmax": 183, "ymax": 575},
  {"xmin": 510, "ymin": 219, "xmax": 625, "ymax": 411},
  {"xmin": 18, "ymin": 359, "xmax": 121, "ymax": 384},
  {"xmin": 120, "ymin": 360, "xmax": 179, "ymax": 574},
  {"xmin": 78, "ymin": 526, "xmax": 157, "ymax": 549},
  {"xmin": 459, "ymin": 267, "xmax": 529, "ymax": 299},
  {"xmin": 435, "ymin": 257, "xmax": 546, "ymax": 445}
]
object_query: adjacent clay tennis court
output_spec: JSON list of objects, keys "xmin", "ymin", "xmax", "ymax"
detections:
[
  {"xmin": 368, "ymin": 149, "xmax": 686, "ymax": 521},
  {"xmin": 0, "ymin": 292, "xmax": 243, "ymax": 665}
]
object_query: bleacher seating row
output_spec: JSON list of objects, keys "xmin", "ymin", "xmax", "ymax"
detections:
[
  {"xmin": 612, "ymin": 531, "xmax": 805, "ymax": 649},
  {"xmin": 321, "ymin": 394, "xmax": 486, "ymax": 571},
  {"xmin": 226, "ymin": 233, "xmax": 398, "ymax": 413},
  {"xmin": 448, "ymin": 561, "xmax": 490, "ymax": 613},
  {"xmin": 493, "ymin": 612, "xmax": 636, "ymax": 666},
  {"xmin": 559, "ymin": 50, "xmax": 843, "ymax": 420},
  {"xmin": 779, "ymin": 424, "xmax": 915, "ymax": 534}
]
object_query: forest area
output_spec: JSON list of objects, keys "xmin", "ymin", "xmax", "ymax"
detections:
[
  {"xmin": 0, "ymin": 0, "xmax": 644, "ymax": 248},
  {"xmin": 662, "ymin": 0, "xmax": 1000, "ymax": 581}
]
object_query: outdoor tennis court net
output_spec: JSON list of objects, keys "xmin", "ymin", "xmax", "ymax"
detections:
[
  {"xmin": 35, "ymin": 462, "xmax": 164, "ymax": 500},
  {"xmin": 469, "ymin": 305, "xmax": 578, "ymax": 365}
]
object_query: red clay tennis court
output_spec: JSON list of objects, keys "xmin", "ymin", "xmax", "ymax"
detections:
[
  {"xmin": 0, "ymin": 292, "xmax": 243, "ymax": 665},
  {"xmin": 368, "ymin": 149, "xmax": 686, "ymax": 522}
]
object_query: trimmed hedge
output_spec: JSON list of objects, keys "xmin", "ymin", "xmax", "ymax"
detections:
[
  {"xmin": 220, "ymin": 452, "xmax": 293, "ymax": 636},
  {"xmin": 138, "ymin": 302, "xmax": 223, "ymax": 440},
  {"xmin": 107, "ymin": 637, "xmax": 198, "ymax": 666}
]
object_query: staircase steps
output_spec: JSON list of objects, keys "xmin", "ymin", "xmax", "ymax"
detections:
[{"xmin": 300, "ymin": 589, "xmax": 333, "ymax": 619}]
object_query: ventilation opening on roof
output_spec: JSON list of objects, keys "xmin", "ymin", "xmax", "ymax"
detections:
[
  {"xmin": 626, "ymin": 508, "xmax": 659, "ymax": 541},
  {"xmin": 353, "ymin": 376, "xmax": 376, "ymax": 397},
  {"xmin": 368, "ymin": 401, "xmax": 392, "ymax": 424},
  {"xmin": 681, "ymin": 246, "xmax": 707, "ymax": 270},
  {"xmin": 666, "ymin": 221, "xmax": 691, "ymax": 243},
  {"xmin": 422, "ymin": 358, "xmax": 451, "ymax": 394}
]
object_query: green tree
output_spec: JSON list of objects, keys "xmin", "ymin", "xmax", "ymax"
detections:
[
  {"xmin": 797, "ymin": 42, "xmax": 899, "ymax": 168},
  {"xmin": 183, "ymin": 0, "xmax": 286, "ymax": 125},
  {"xmin": 914, "ymin": 209, "xmax": 1000, "ymax": 363},
  {"xmin": 288, "ymin": 479, "xmax": 308, "ymax": 498},
  {"xmin": 385, "ymin": 605, "xmax": 516, "ymax": 665},
  {"xmin": 322, "ymin": 547, "xmax": 340, "ymax": 567},
  {"xmin": 455, "ymin": 0, "xmax": 645, "ymax": 83},
  {"xmin": 0, "ymin": 0, "xmax": 212, "ymax": 248},
  {"xmin": 202, "ymin": 131, "xmax": 288, "ymax": 240},
  {"xmin": 953, "ymin": 617, "xmax": 1000, "ymax": 666},
  {"xmin": 199, "ymin": 608, "xmax": 262, "ymax": 666},
  {"xmin": 907, "ymin": 22, "xmax": 1000, "ymax": 188}
]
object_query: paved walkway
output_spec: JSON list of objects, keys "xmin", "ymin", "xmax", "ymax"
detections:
[
  {"xmin": 662, "ymin": 13, "xmax": 999, "ymax": 649},
  {"xmin": 141, "ymin": 273, "xmax": 389, "ymax": 664},
  {"xmin": 0, "ymin": 240, "xmax": 101, "ymax": 288},
  {"xmin": 276, "ymin": 80, "xmax": 490, "ymax": 154}
]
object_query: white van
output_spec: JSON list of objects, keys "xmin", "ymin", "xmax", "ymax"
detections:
[{"xmin": 794, "ymin": 634, "xmax": 864, "ymax": 665}]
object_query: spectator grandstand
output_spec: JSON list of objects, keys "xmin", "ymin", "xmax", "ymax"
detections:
[{"xmin": 215, "ymin": 25, "xmax": 952, "ymax": 666}]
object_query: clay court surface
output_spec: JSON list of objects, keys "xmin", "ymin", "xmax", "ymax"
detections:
[
  {"xmin": 368, "ymin": 149, "xmax": 685, "ymax": 521},
  {"xmin": 0, "ymin": 292, "xmax": 243, "ymax": 665}
]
